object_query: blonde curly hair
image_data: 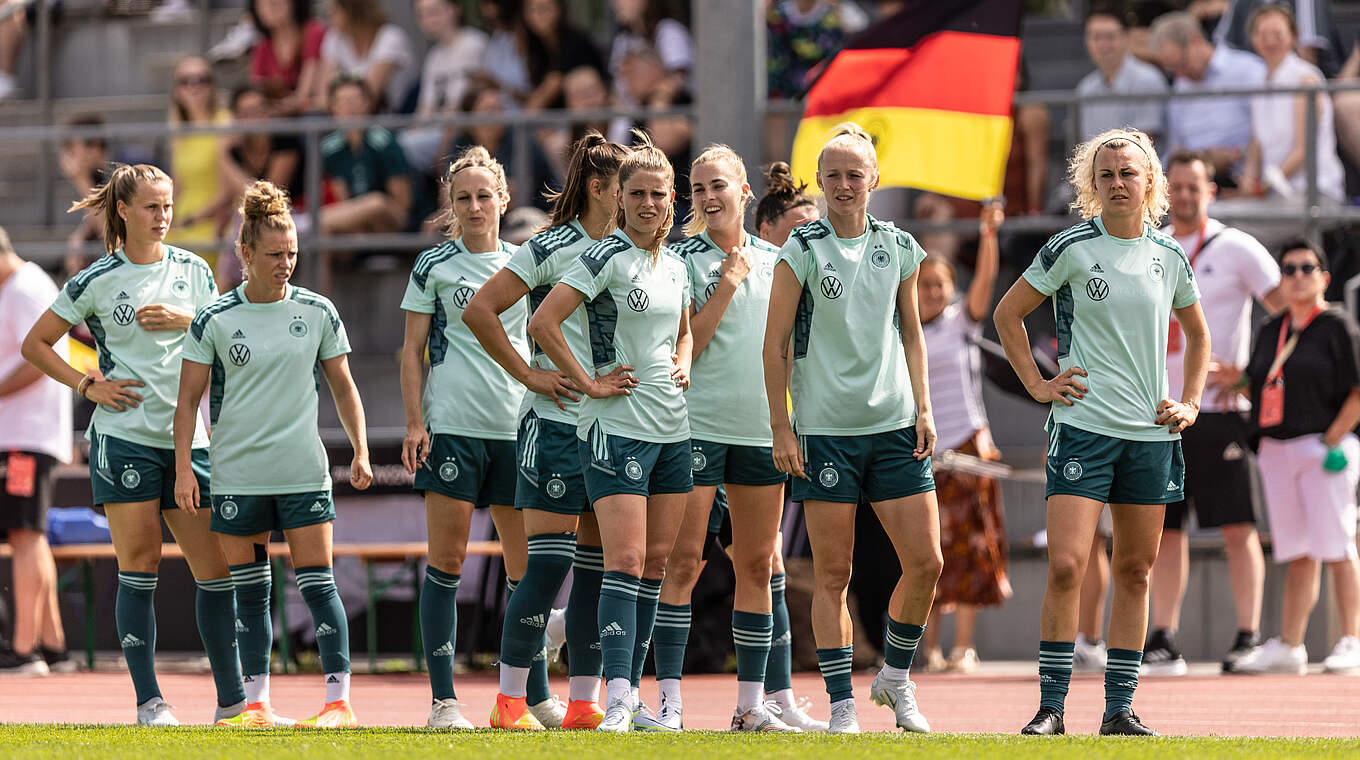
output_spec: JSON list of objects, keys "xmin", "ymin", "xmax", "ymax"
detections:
[{"xmin": 1067, "ymin": 128, "xmax": 1168, "ymax": 228}]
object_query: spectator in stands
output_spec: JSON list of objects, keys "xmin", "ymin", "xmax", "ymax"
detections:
[
  {"xmin": 1243, "ymin": 4, "xmax": 1346, "ymax": 203},
  {"xmin": 166, "ymin": 57, "xmax": 234, "ymax": 267},
  {"xmin": 616, "ymin": 46, "xmax": 692, "ymax": 226},
  {"xmin": 248, "ymin": 0, "xmax": 327, "ymax": 115},
  {"xmin": 1335, "ymin": 37, "xmax": 1360, "ymax": 185},
  {"xmin": 320, "ymin": 0, "xmax": 417, "ymax": 113},
  {"xmin": 766, "ymin": 0, "xmax": 869, "ymax": 101},
  {"xmin": 1230, "ymin": 239, "xmax": 1360, "ymax": 675},
  {"xmin": 0, "ymin": 227, "xmax": 74, "ymax": 676},
  {"xmin": 320, "ymin": 75, "xmax": 414, "ymax": 234},
  {"xmin": 609, "ymin": 0, "xmax": 694, "ymax": 106},
  {"xmin": 478, "ymin": 0, "xmax": 606, "ymax": 111},
  {"xmin": 399, "ymin": 0, "xmax": 489, "ymax": 177},
  {"xmin": 1214, "ymin": 0, "xmax": 1348, "ymax": 77},
  {"xmin": 538, "ymin": 65, "xmax": 631, "ymax": 176},
  {"xmin": 223, "ymin": 87, "xmax": 303, "ymax": 211},
  {"xmin": 0, "ymin": 0, "xmax": 25, "ymax": 99},
  {"xmin": 918, "ymin": 203, "xmax": 1011, "ymax": 674},
  {"xmin": 1076, "ymin": 9, "xmax": 1169, "ymax": 141},
  {"xmin": 58, "ymin": 113, "xmax": 111, "ymax": 273},
  {"xmin": 443, "ymin": 82, "xmax": 556, "ymax": 211},
  {"xmin": 1150, "ymin": 11, "xmax": 1265, "ymax": 187}
]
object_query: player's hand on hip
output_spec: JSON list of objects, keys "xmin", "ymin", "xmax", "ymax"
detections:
[
  {"xmin": 88, "ymin": 378, "xmax": 145, "ymax": 411},
  {"xmin": 526, "ymin": 368, "xmax": 580, "ymax": 410},
  {"xmin": 1156, "ymin": 398, "xmax": 1199, "ymax": 434},
  {"xmin": 1030, "ymin": 366, "xmax": 1087, "ymax": 406},
  {"xmin": 587, "ymin": 365, "xmax": 637, "ymax": 399}
]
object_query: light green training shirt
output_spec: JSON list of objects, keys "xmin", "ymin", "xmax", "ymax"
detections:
[
  {"xmin": 560, "ymin": 231, "xmax": 691, "ymax": 444},
  {"xmin": 401, "ymin": 238, "xmax": 527, "ymax": 440},
  {"xmin": 1022, "ymin": 217, "xmax": 1200, "ymax": 441},
  {"xmin": 505, "ymin": 219, "xmax": 597, "ymax": 426},
  {"xmin": 777, "ymin": 216, "xmax": 926, "ymax": 437},
  {"xmin": 183, "ymin": 284, "xmax": 351, "ymax": 494},
  {"xmin": 50, "ymin": 246, "xmax": 215, "ymax": 449},
  {"xmin": 673, "ymin": 230, "xmax": 780, "ymax": 447}
]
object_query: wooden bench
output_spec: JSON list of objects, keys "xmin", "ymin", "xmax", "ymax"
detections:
[{"xmin": 0, "ymin": 541, "xmax": 503, "ymax": 672}]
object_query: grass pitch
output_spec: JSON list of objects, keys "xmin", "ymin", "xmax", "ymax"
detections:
[{"xmin": 2, "ymin": 726, "xmax": 1357, "ymax": 760}]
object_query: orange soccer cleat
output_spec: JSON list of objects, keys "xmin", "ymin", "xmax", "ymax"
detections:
[
  {"xmin": 490, "ymin": 693, "xmax": 546, "ymax": 730},
  {"xmin": 215, "ymin": 702, "xmax": 282, "ymax": 728},
  {"xmin": 560, "ymin": 699, "xmax": 605, "ymax": 730},
  {"xmin": 298, "ymin": 699, "xmax": 358, "ymax": 728}
]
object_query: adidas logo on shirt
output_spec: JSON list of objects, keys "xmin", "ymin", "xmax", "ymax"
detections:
[
  {"xmin": 631, "ymin": 273, "xmax": 641, "ymax": 283},
  {"xmin": 121, "ymin": 633, "xmax": 145, "ymax": 648},
  {"xmin": 316, "ymin": 622, "xmax": 338, "ymax": 637},
  {"xmin": 1089, "ymin": 264, "xmax": 1104, "ymax": 273},
  {"xmin": 232, "ymin": 329, "xmax": 246, "ymax": 339},
  {"xmin": 116, "ymin": 291, "xmax": 130, "ymax": 300},
  {"xmin": 432, "ymin": 641, "xmax": 454, "ymax": 657},
  {"xmin": 823, "ymin": 263, "xmax": 836, "ymax": 272},
  {"xmin": 521, "ymin": 614, "xmax": 546, "ymax": 628},
  {"xmin": 601, "ymin": 621, "xmax": 627, "ymax": 636}
]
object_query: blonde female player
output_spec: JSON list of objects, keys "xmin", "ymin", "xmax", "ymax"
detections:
[
  {"xmin": 650, "ymin": 145, "xmax": 798, "ymax": 733},
  {"xmin": 528, "ymin": 135, "xmax": 692, "ymax": 733},
  {"xmin": 762, "ymin": 123, "xmax": 940, "ymax": 735},
  {"xmin": 464, "ymin": 131, "xmax": 630, "ymax": 731},
  {"xmin": 994, "ymin": 129, "xmax": 1207, "ymax": 737},
  {"xmin": 21, "ymin": 164, "xmax": 245, "ymax": 726},
  {"xmin": 174, "ymin": 181, "xmax": 372, "ymax": 728},
  {"xmin": 397, "ymin": 146, "xmax": 536, "ymax": 729}
]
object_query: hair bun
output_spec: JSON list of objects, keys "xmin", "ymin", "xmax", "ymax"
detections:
[{"xmin": 241, "ymin": 180, "xmax": 290, "ymax": 219}]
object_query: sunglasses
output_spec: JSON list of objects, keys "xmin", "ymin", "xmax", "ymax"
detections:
[
  {"xmin": 177, "ymin": 74, "xmax": 213, "ymax": 87},
  {"xmin": 1282, "ymin": 263, "xmax": 1321, "ymax": 276}
]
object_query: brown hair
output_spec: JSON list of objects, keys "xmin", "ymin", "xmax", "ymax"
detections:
[
  {"xmin": 544, "ymin": 130, "xmax": 627, "ymax": 229},
  {"xmin": 1248, "ymin": 2, "xmax": 1297, "ymax": 40},
  {"xmin": 68, "ymin": 163, "xmax": 172, "ymax": 254},
  {"xmin": 333, "ymin": 0, "xmax": 387, "ymax": 33},
  {"xmin": 236, "ymin": 180, "xmax": 294, "ymax": 265},
  {"xmin": 755, "ymin": 161, "xmax": 815, "ymax": 232},
  {"xmin": 1167, "ymin": 148, "xmax": 1215, "ymax": 182},
  {"xmin": 615, "ymin": 129, "xmax": 675, "ymax": 259},
  {"xmin": 682, "ymin": 144, "xmax": 751, "ymax": 238},
  {"xmin": 441, "ymin": 144, "xmax": 509, "ymax": 239}
]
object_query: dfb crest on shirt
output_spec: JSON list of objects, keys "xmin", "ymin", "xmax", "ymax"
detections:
[{"xmin": 289, "ymin": 318, "xmax": 308, "ymax": 338}]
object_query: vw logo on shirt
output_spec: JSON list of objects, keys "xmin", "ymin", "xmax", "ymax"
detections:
[
  {"xmin": 228, "ymin": 343, "xmax": 251, "ymax": 366},
  {"xmin": 1086, "ymin": 278, "xmax": 1109, "ymax": 301},
  {"xmin": 627, "ymin": 288, "xmax": 650, "ymax": 312},
  {"xmin": 452, "ymin": 286, "xmax": 475, "ymax": 309},
  {"xmin": 821, "ymin": 275, "xmax": 843, "ymax": 299},
  {"xmin": 704, "ymin": 281, "xmax": 719, "ymax": 300},
  {"xmin": 113, "ymin": 303, "xmax": 136, "ymax": 326}
]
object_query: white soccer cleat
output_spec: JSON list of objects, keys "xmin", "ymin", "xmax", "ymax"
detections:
[
  {"xmin": 596, "ymin": 697, "xmax": 633, "ymax": 733},
  {"xmin": 869, "ymin": 670, "xmax": 931, "ymax": 733},
  {"xmin": 827, "ymin": 699, "xmax": 860, "ymax": 734},
  {"xmin": 427, "ymin": 698, "xmax": 475, "ymax": 729},
  {"xmin": 545, "ymin": 608, "xmax": 568, "ymax": 663},
  {"xmin": 137, "ymin": 697, "xmax": 180, "ymax": 726},
  {"xmin": 528, "ymin": 695, "xmax": 568, "ymax": 728},
  {"xmin": 1233, "ymin": 637, "xmax": 1307, "ymax": 675},
  {"xmin": 631, "ymin": 697, "xmax": 680, "ymax": 732},
  {"xmin": 1073, "ymin": 633, "xmax": 1107, "ymax": 673},
  {"xmin": 1323, "ymin": 635, "xmax": 1360, "ymax": 674},
  {"xmin": 768, "ymin": 697, "xmax": 829, "ymax": 732},
  {"xmin": 213, "ymin": 699, "xmax": 247, "ymax": 724},
  {"xmin": 730, "ymin": 702, "xmax": 800, "ymax": 732}
]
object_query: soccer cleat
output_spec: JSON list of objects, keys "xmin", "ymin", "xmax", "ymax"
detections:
[
  {"xmin": 767, "ymin": 697, "xmax": 829, "ymax": 732},
  {"xmin": 490, "ymin": 693, "xmax": 546, "ymax": 730},
  {"xmin": 1099, "ymin": 709, "xmax": 1157, "ymax": 736},
  {"xmin": 1222, "ymin": 630, "xmax": 1261, "ymax": 673},
  {"xmin": 213, "ymin": 699, "xmax": 248, "ymax": 724},
  {"xmin": 298, "ymin": 699, "xmax": 357, "ymax": 728},
  {"xmin": 631, "ymin": 698, "xmax": 680, "ymax": 732},
  {"xmin": 0, "ymin": 648, "xmax": 50, "ymax": 677},
  {"xmin": 1233, "ymin": 637, "xmax": 1307, "ymax": 675},
  {"xmin": 1323, "ymin": 635, "xmax": 1360, "ymax": 674},
  {"xmin": 136, "ymin": 697, "xmax": 180, "ymax": 726},
  {"xmin": 1140, "ymin": 629, "xmax": 1188, "ymax": 676},
  {"xmin": 561, "ymin": 699, "xmax": 605, "ymax": 730},
  {"xmin": 827, "ymin": 700, "xmax": 860, "ymax": 734},
  {"xmin": 730, "ymin": 702, "xmax": 801, "ymax": 732},
  {"xmin": 215, "ymin": 702, "xmax": 282, "ymax": 728},
  {"xmin": 923, "ymin": 646, "xmax": 948, "ymax": 673},
  {"xmin": 427, "ymin": 698, "xmax": 475, "ymax": 729},
  {"xmin": 1020, "ymin": 706, "xmax": 1065, "ymax": 735},
  {"xmin": 1073, "ymin": 634, "xmax": 1107, "ymax": 673},
  {"xmin": 868, "ymin": 670, "xmax": 931, "ymax": 733},
  {"xmin": 596, "ymin": 696, "xmax": 633, "ymax": 732},
  {"xmin": 947, "ymin": 647, "xmax": 980, "ymax": 673},
  {"xmin": 545, "ymin": 607, "xmax": 567, "ymax": 663},
  {"xmin": 528, "ymin": 695, "xmax": 567, "ymax": 728},
  {"xmin": 41, "ymin": 647, "xmax": 78, "ymax": 674}
]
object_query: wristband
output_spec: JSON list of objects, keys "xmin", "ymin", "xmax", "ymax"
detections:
[{"xmin": 76, "ymin": 375, "xmax": 94, "ymax": 398}]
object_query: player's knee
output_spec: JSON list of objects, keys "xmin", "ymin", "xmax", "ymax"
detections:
[
  {"xmin": 426, "ymin": 550, "xmax": 465, "ymax": 577},
  {"xmin": 606, "ymin": 546, "xmax": 645, "ymax": 578},
  {"xmin": 903, "ymin": 547, "xmax": 944, "ymax": 586},
  {"xmin": 814, "ymin": 560, "xmax": 853, "ymax": 594},
  {"xmin": 1048, "ymin": 554, "xmax": 1085, "ymax": 592},
  {"xmin": 732, "ymin": 551, "xmax": 773, "ymax": 588},
  {"xmin": 662, "ymin": 552, "xmax": 700, "ymax": 587},
  {"xmin": 1111, "ymin": 555, "xmax": 1154, "ymax": 591}
]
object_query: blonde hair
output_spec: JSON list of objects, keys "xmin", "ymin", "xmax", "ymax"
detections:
[
  {"xmin": 1067, "ymin": 128, "xmax": 1168, "ymax": 228},
  {"xmin": 441, "ymin": 145, "xmax": 509, "ymax": 239},
  {"xmin": 817, "ymin": 121, "xmax": 878, "ymax": 171},
  {"xmin": 68, "ymin": 163, "xmax": 172, "ymax": 254},
  {"xmin": 615, "ymin": 130, "xmax": 675, "ymax": 259},
  {"xmin": 682, "ymin": 144, "xmax": 751, "ymax": 238},
  {"xmin": 236, "ymin": 181, "xmax": 294, "ymax": 267}
]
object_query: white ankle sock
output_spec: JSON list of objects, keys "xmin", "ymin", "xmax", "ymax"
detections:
[
  {"xmin": 243, "ymin": 673, "xmax": 269, "ymax": 704},
  {"xmin": 499, "ymin": 663, "xmax": 529, "ymax": 698},
  {"xmin": 569, "ymin": 675, "xmax": 600, "ymax": 703},
  {"xmin": 607, "ymin": 678, "xmax": 632, "ymax": 708},
  {"xmin": 880, "ymin": 664, "xmax": 909, "ymax": 681},
  {"xmin": 768, "ymin": 687, "xmax": 795, "ymax": 709},
  {"xmin": 658, "ymin": 678, "xmax": 682, "ymax": 707},
  {"xmin": 324, "ymin": 671, "xmax": 350, "ymax": 703},
  {"xmin": 736, "ymin": 681, "xmax": 763, "ymax": 712}
]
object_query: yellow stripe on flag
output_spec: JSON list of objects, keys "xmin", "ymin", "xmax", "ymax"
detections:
[{"xmin": 791, "ymin": 107, "xmax": 1013, "ymax": 201}]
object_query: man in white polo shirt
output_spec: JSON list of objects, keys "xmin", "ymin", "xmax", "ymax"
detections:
[
  {"xmin": 1143, "ymin": 150, "xmax": 1284, "ymax": 677},
  {"xmin": 1076, "ymin": 9, "xmax": 1169, "ymax": 141}
]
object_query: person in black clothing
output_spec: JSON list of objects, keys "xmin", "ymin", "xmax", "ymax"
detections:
[{"xmin": 1222, "ymin": 239, "xmax": 1360, "ymax": 674}]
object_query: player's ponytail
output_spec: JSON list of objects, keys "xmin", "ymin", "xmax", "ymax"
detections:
[
  {"xmin": 68, "ymin": 163, "xmax": 172, "ymax": 254},
  {"xmin": 615, "ymin": 129, "xmax": 675, "ymax": 260},
  {"xmin": 544, "ymin": 130, "xmax": 627, "ymax": 231},
  {"xmin": 755, "ymin": 161, "xmax": 815, "ymax": 232}
]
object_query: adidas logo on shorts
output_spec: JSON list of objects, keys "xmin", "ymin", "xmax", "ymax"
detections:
[
  {"xmin": 601, "ymin": 622, "xmax": 627, "ymax": 637},
  {"xmin": 235, "ymin": 619, "xmax": 247, "ymax": 633},
  {"xmin": 121, "ymin": 633, "xmax": 145, "ymax": 648},
  {"xmin": 316, "ymin": 622, "xmax": 338, "ymax": 637},
  {"xmin": 310, "ymin": 500, "xmax": 326, "ymax": 513},
  {"xmin": 1089, "ymin": 263, "xmax": 1104, "ymax": 273},
  {"xmin": 432, "ymin": 641, "xmax": 454, "ymax": 657},
  {"xmin": 521, "ymin": 614, "xmax": 546, "ymax": 628},
  {"xmin": 232, "ymin": 329, "xmax": 246, "ymax": 339},
  {"xmin": 1166, "ymin": 480, "xmax": 1179, "ymax": 491}
]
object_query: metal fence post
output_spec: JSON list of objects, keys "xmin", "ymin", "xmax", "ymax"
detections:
[{"xmin": 1303, "ymin": 87, "xmax": 1320, "ymax": 249}]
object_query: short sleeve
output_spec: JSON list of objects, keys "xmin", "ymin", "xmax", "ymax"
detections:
[
  {"xmin": 303, "ymin": 20, "xmax": 326, "ymax": 61},
  {"xmin": 1333, "ymin": 314, "xmax": 1360, "ymax": 392},
  {"xmin": 380, "ymin": 135, "xmax": 411, "ymax": 176},
  {"xmin": 49, "ymin": 280, "xmax": 91, "ymax": 325},
  {"xmin": 319, "ymin": 311, "xmax": 352, "ymax": 360},
  {"xmin": 372, "ymin": 25, "xmax": 414, "ymax": 66},
  {"xmin": 319, "ymin": 30, "xmax": 342, "ymax": 65},
  {"xmin": 1235, "ymin": 233, "xmax": 1282, "ymax": 300},
  {"xmin": 1021, "ymin": 236, "xmax": 1069, "ymax": 297},
  {"xmin": 897, "ymin": 230, "xmax": 926, "ymax": 282},
  {"xmin": 1172, "ymin": 257, "xmax": 1200, "ymax": 310},
  {"xmin": 776, "ymin": 236, "xmax": 811, "ymax": 286},
  {"xmin": 679, "ymin": 262, "xmax": 692, "ymax": 310},
  {"xmin": 505, "ymin": 243, "xmax": 544, "ymax": 290},
  {"xmin": 561, "ymin": 253, "xmax": 610, "ymax": 301},
  {"xmin": 400, "ymin": 269, "xmax": 437, "ymax": 314},
  {"xmin": 182, "ymin": 315, "xmax": 216, "ymax": 365}
]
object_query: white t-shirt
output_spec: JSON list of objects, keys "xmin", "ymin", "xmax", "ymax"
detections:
[
  {"xmin": 417, "ymin": 28, "xmax": 488, "ymax": 117},
  {"xmin": 322, "ymin": 24, "xmax": 418, "ymax": 111},
  {"xmin": 922, "ymin": 301, "xmax": 988, "ymax": 452},
  {"xmin": 1164, "ymin": 219, "xmax": 1279, "ymax": 412},
  {"xmin": 0, "ymin": 262, "xmax": 72, "ymax": 462},
  {"xmin": 1075, "ymin": 54, "xmax": 1169, "ymax": 140},
  {"xmin": 1250, "ymin": 52, "xmax": 1345, "ymax": 201}
]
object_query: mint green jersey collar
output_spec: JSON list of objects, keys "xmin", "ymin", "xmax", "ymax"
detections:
[
  {"xmin": 114, "ymin": 245, "xmax": 168, "ymax": 269},
  {"xmin": 699, "ymin": 229, "xmax": 751, "ymax": 253},
  {"xmin": 1092, "ymin": 215, "xmax": 1149, "ymax": 247},
  {"xmin": 453, "ymin": 237, "xmax": 513, "ymax": 256},
  {"xmin": 236, "ymin": 282, "xmax": 293, "ymax": 307}
]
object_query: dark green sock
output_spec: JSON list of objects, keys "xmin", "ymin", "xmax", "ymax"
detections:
[
  {"xmin": 1039, "ymin": 640, "xmax": 1075, "ymax": 712},
  {"xmin": 502, "ymin": 535, "xmax": 574, "ymax": 668},
  {"xmin": 506, "ymin": 577, "xmax": 552, "ymax": 705},
  {"xmin": 816, "ymin": 646, "xmax": 854, "ymax": 703},
  {"xmin": 884, "ymin": 618, "xmax": 925, "ymax": 671},
  {"xmin": 567, "ymin": 545, "xmax": 604, "ymax": 678},
  {"xmin": 732, "ymin": 609, "xmax": 773, "ymax": 685},
  {"xmin": 631, "ymin": 577, "xmax": 662, "ymax": 687},
  {"xmin": 296, "ymin": 566, "xmax": 349, "ymax": 675},
  {"xmin": 1104, "ymin": 648, "xmax": 1142, "ymax": 719},
  {"xmin": 420, "ymin": 566, "xmax": 460, "ymax": 700},
  {"xmin": 195, "ymin": 577, "xmax": 246, "ymax": 707},
  {"xmin": 117, "ymin": 571, "xmax": 160, "ymax": 705},
  {"xmin": 765, "ymin": 573, "xmax": 792, "ymax": 693},
  {"xmin": 652, "ymin": 603, "xmax": 690, "ymax": 681},
  {"xmin": 230, "ymin": 562, "xmax": 272, "ymax": 677},
  {"xmin": 598, "ymin": 571, "xmax": 639, "ymax": 682}
]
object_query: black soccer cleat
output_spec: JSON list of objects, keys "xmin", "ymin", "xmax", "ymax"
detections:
[
  {"xmin": 1099, "ymin": 709, "xmax": 1158, "ymax": 736},
  {"xmin": 1222, "ymin": 630, "xmax": 1261, "ymax": 673},
  {"xmin": 1020, "ymin": 706, "xmax": 1065, "ymax": 735}
]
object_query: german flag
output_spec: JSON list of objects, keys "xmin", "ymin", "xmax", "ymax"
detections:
[{"xmin": 790, "ymin": 0, "xmax": 1022, "ymax": 201}]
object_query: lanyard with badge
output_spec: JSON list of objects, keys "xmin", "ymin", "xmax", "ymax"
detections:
[
  {"xmin": 1167, "ymin": 221, "xmax": 1220, "ymax": 353},
  {"xmin": 1258, "ymin": 304, "xmax": 1324, "ymax": 428}
]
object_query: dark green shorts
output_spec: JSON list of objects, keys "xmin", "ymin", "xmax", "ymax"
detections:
[
  {"xmin": 414, "ymin": 433, "xmax": 517, "ymax": 506},
  {"xmin": 1046, "ymin": 423, "xmax": 1185, "ymax": 505},
  {"xmin": 89, "ymin": 428, "xmax": 210, "ymax": 509},
  {"xmin": 210, "ymin": 490, "xmax": 334, "ymax": 535},
  {"xmin": 515, "ymin": 412, "xmax": 591, "ymax": 515},
  {"xmin": 690, "ymin": 439, "xmax": 786, "ymax": 487},
  {"xmin": 579, "ymin": 423, "xmax": 692, "ymax": 503},
  {"xmin": 792, "ymin": 426, "xmax": 935, "ymax": 504}
]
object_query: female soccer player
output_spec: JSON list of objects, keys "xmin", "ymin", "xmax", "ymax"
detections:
[
  {"xmin": 173, "ymin": 180, "xmax": 372, "ymax": 728},
  {"xmin": 464, "ymin": 131, "xmax": 629, "ymax": 731},
  {"xmin": 762, "ymin": 123, "xmax": 939, "ymax": 735},
  {"xmin": 21, "ymin": 164, "xmax": 246, "ymax": 726},
  {"xmin": 528, "ymin": 134, "xmax": 692, "ymax": 733},
  {"xmin": 397, "ymin": 147, "xmax": 534, "ymax": 729},
  {"xmin": 754, "ymin": 162, "xmax": 818, "ymax": 248},
  {"xmin": 994, "ymin": 129, "xmax": 1207, "ymax": 737}
]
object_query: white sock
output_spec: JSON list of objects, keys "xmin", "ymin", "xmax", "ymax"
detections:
[
  {"xmin": 630, "ymin": 685, "xmax": 640, "ymax": 706},
  {"xmin": 607, "ymin": 678, "xmax": 632, "ymax": 708},
  {"xmin": 736, "ymin": 680, "xmax": 763, "ymax": 712},
  {"xmin": 499, "ymin": 663, "xmax": 529, "ymax": 699},
  {"xmin": 831, "ymin": 697, "xmax": 854, "ymax": 711},
  {"xmin": 243, "ymin": 673, "xmax": 269, "ymax": 704},
  {"xmin": 324, "ymin": 671, "xmax": 350, "ymax": 703},
  {"xmin": 769, "ymin": 687, "xmax": 795, "ymax": 709},
  {"xmin": 658, "ymin": 678, "xmax": 682, "ymax": 707},
  {"xmin": 879, "ymin": 664, "xmax": 909, "ymax": 682},
  {"xmin": 569, "ymin": 675, "xmax": 600, "ymax": 703}
]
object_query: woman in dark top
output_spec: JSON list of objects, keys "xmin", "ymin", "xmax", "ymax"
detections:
[
  {"xmin": 514, "ymin": 0, "xmax": 608, "ymax": 110},
  {"xmin": 1226, "ymin": 238, "xmax": 1360, "ymax": 675}
]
